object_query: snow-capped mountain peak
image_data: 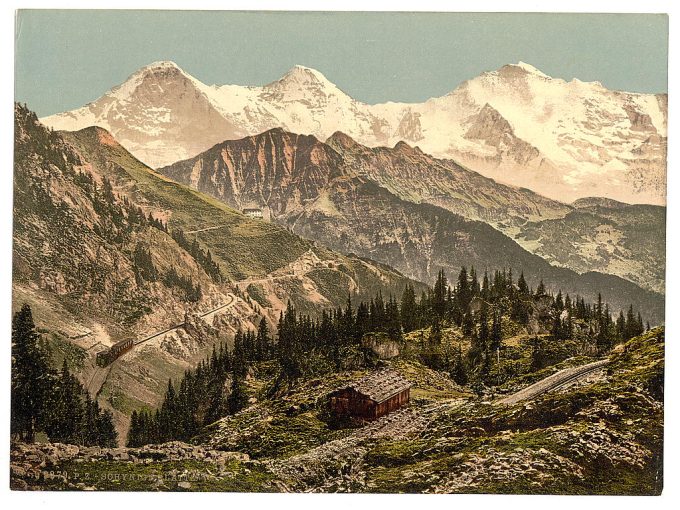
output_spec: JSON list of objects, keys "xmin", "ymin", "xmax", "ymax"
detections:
[
  {"xmin": 41, "ymin": 61, "xmax": 667, "ymax": 205},
  {"xmin": 262, "ymin": 64, "xmax": 347, "ymax": 103},
  {"xmin": 512, "ymin": 61, "xmax": 550, "ymax": 77},
  {"xmin": 142, "ymin": 60, "xmax": 181, "ymax": 70},
  {"xmin": 276, "ymin": 64, "xmax": 333, "ymax": 85}
]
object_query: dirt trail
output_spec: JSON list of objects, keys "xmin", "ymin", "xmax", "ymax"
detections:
[
  {"xmin": 185, "ymin": 225, "xmax": 229, "ymax": 234},
  {"xmin": 268, "ymin": 407, "xmax": 429, "ymax": 492}
]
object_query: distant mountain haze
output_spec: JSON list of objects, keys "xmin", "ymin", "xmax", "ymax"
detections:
[{"xmin": 41, "ymin": 61, "xmax": 667, "ymax": 205}]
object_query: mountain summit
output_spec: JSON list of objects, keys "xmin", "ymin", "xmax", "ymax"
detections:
[
  {"xmin": 269, "ymin": 65, "xmax": 337, "ymax": 89},
  {"xmin": 42, "ymin": 61, "xmax": 667, "ymax": 204}
]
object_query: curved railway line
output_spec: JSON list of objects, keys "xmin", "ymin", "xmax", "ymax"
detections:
[
  {"xmin": 496, "ymin": 358, "xmax": 609, "ymax": 406},
  {"xmin": 85, "ymin": 294, "xmax": 237, "ymax": 397}
]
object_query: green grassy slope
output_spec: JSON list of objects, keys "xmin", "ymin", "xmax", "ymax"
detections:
[{"xmin": 63, "ymin": 127, "xmax": 311, "ymax": 280}]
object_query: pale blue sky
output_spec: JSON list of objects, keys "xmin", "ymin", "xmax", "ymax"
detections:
[{"xmin": 15, "ymin": 10, "xmax": 668, "ymax": 117}]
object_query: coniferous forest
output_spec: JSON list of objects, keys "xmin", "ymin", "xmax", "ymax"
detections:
[
  {"xmin": 125, "ymin": 266, "xmax": 648, "ymax": 447},
  {"xmin": 10, "ymin": 304, "xmax": 117, "ymax": 446},
  {"xmin": 9, "ymin": 42, "xmax": 667, "ymax": 493}
]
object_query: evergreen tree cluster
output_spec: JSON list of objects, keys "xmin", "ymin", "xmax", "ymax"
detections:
[
  {"xmin": 125, "ymin": 266, "xmax": 649, "ymax": 447},
  {"xmin": 89, "ymin": 177, "xmax": 165, "ymax": 246},
  {"xmin": 128, "ymin": 341, "xmax": 232, "ymax": 446},
  {"xmin": 121, "ymin": 195, "xmax": 169, "ymax": 233},
  {"xmin": 415, "ymin": 268, "xmax": 647, "ymax": 382},
  {"xmin": 163, "ymin": 266, "xmax": 202, "ymax": 303},
  {"xmin": 11, "ymin": 304, "xmax": 117, "ymax": 446},
  {"xmin": 274, "ymin": 294, "xmax": 398, "ymax": 382},
  {"xmin": 127, "ymin": 318, "xmax": 274, "ymax": 446},
  {"xmin": 133, "ymin": 243, "xmax": 159, "ymax": 284},
  {"xmin": 171, "ymin": 229, "xmax": 223, "ymax": 283}
]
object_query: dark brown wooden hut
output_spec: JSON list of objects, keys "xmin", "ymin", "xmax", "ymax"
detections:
[{"xmin": 329, "ymin": 369, "xmax": 412, "ymax": 421}]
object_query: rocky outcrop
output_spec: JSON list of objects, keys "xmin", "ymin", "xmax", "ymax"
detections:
[
  {"xmin": 10, "ymin": 441, "xmax": 249, "ymax": 490},
  {"xmin": 428, "ymin": 446, "xmax": 585, "ymax": 493},
  {"xmin": 361, "ymin": 333, "xmax": 402, "ymax": 359},
  {"xmin": 395, "ymin": 109, "xmax": 424, "ymax": 142},
  {"xmin": 464, "ymin": 103, "xmax": 541, "ymax": 167}
]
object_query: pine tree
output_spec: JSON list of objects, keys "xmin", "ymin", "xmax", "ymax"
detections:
[
  {"xmin": 342, "ymin": 294, "xmax": 356, "ymax": 341},
  {"xmin": 277, "ymin": 303, "xmax": 303, "ymax": 381},
  {"xmin": 456, "ymin": 267, "xmax": 471, "ymax": 311},
  {"xmin": 551, "ymin": 314, "xmax": 564, "ymax": 341},
  {"xmin": 44, "ymin": 360, "xmax": 85, "ymax": 444},
  {"xmin": 127, "ymin": 410, "xmax": 140, "ymax": 447},
  {"xmin": 385, "ymin": 295, "xmax": 402, "ymax": 340},
  {"xmin": 517, "ymin": 271, "xmax": 529, "ymax": 296},
  {"xmin": 536, "ymin": 280, "xmax": 546, "ymax": 296},
  {"xmin": 232, "ymin": 330, "xmax": 248, "ymax": 378},
  {"xmin": 451, "ymin": 346, "xmax": 468, "ymax": 386},
  {"xmin": 462, "ymin": 312, "xmax": 474, "ymax": 336},
  {"xmin": 157, "ymin": 380, "xmax": 178, "ymax": 441},
  {"xmin": 432, "ymin": 270, "xmax": 449, "ymax": 319},
  {"xmin": 11, "ymin": 304, "xmax": 52, "ymax": 442},
  {"xmin": 371, "ymin": 292, "xmax": 386, "ymax": 329},
  {"xmin": 554, "ymin": 291, "xmax": 564, "ymax": 311},
  {"xmin": 95, "ymin": 406, "xmax": 117, "ymax": 447},
  {"xmin": 470, "ymin": 267, "xmax": 480, "ymax": 297},
  {"xmin": 400, "ymin": 284, "xmax": 417, "ymax": 332},
  {"xmin": 256, "ymin": 317, "xmax": 270, "ymax": 361},
  {"xmin": 490, "ymin": 312, "xmax": 502, "ymax": 352},
  {"xmin": 227, "ymin": 370, "xmax": 248, "ymax": 414},
  {"xmin": 616, "ymin": 311, "xmax": 626, "ymax": 340},
  {"xmin": 478, "ymin": 306, "xmax": 489, "ymax": 346},
  {"xmin": 355, "ymin": 301, "xmax": 370, "ymax": 337}
]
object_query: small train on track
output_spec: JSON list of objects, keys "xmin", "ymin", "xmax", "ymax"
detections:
[{"xmin": 96, "ymin": 338, "xmax": 134, "ymax": 366}]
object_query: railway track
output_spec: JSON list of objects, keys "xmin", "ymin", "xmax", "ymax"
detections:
[
  {"xmin": 85, "ymin": 294, "xmax": 237, "ymax": 397},
  {"xmin": 133, "ymin": 294, "xmax": 236, "ymax": 348},
  {"xmin": 496, "ymin": 358, "xmax": 609, "ymax": 406}
]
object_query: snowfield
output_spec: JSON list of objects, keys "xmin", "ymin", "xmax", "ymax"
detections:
[{"xmin": 42, "ymin": 61, "xmax": 667, "ymax": 204}]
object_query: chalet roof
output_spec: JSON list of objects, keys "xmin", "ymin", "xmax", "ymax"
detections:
[{"xmin": 336, "ymin": 369, "xmax": 412, "ymax": 404}]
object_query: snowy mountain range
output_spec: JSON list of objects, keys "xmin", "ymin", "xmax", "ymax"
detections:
[{"xmin": 42, "ymin": 61, "xmax": 667, "ymax": 204}]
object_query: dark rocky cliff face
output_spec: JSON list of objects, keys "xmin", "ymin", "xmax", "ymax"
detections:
[
  {"xmin": 160, "ymin": 128, "xmax": 571, "ymax": 228},
  {"xmin": 161, "ymin": 129, "xmax": 345, "ymax": 216}
]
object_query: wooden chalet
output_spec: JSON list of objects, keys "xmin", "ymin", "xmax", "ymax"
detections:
[{"xmin": 329, "ymin": 369, "xmax": 412, "ymax": 421}]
